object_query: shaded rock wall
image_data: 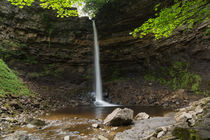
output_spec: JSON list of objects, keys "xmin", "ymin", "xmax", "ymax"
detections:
[
  {"xmin": 94, "ymin": 0, "xmax": 210, "ymax": 105},
  {"xmin": 0, "ymin": 1, "xmax": 92, "ymax": 64},
  {"xmin": 0, "ymin": 0, "xmax": 209, "ymax": 106},
  {"xmin": 0, "ymin": 1, "xmax": 94, "ymax": 104}
]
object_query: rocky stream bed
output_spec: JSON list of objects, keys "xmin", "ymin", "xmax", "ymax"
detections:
[{"xmin": 0, "ymin": 94, "xmax": 209, "ymax": 140}]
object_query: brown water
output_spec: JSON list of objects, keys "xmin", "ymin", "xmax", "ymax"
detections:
[
  {"xmin": 43, "ymin": 105, "xmax": 171, "ymax": 120},
  {"xmin": 12, "ymin": 106, "xmax": 172, "ymax": 140}
]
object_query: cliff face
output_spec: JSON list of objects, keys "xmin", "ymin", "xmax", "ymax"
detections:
[
  {"xmin": 0, "ymin": 0, "xmax": 209, "ymax": 106},
  {"xmin": 0, "ymin": 1, "xmax": 92, "ymax": 64},
  {"xmin": 95, "ymin": 0, "xmax": 210, "ymax": 105},
  {"xmin": 0, "ymin": 1, "xmax": 94, "ymax": 104}
]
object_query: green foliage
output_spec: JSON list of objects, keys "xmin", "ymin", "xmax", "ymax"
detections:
[
  {"xmin": 0, "ymin": 59, "xmax": 32, "ymax": 97},
  {"xmin": 144, "ymin": 62, "xmax": 202, "ymax": 93},
  {"xmin": 204, "ymin": 26, "xmax": 210, "ymax": 36},
  {"xmin": 7, "ymin": 0, "xmax": 84, "ymax": 17},
  {"xmin": 8, "ymin": 0, "xmax": 116, "ymax": 18},
  {"xmin": 131, "ymin": 0, "xmax": 209, "ymax": 39},
  {"xmin": 172, "ymin": 127, "xmax": 201, "ymax": 140},
  {"xmin": 83, "ymin": 0, "xmax": 113, "ymax": 18},
  {"xmin": 0, "ymin": 40, "xmax": 25, "ymax": 60}
]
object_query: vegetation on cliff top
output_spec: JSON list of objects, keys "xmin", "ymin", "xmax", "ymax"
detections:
[
  {"xmin": 7, "ymin": 0, "xmax": 111, "ymax": 17},
  {"xmin": 8, "ymin": 0, "xmax": 84, "ymax": 17},
  {"xmin": 131, "ymin": 0, "xmax": 209, "ymax": 39},
  {"xmin": 0, "ymin": 59, "xmax": 31, "ymax": 97}
]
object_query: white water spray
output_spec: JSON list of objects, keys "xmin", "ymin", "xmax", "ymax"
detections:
[{"xmin": 92, "ymin": 20, "xmax": 117, "ymax": 107}]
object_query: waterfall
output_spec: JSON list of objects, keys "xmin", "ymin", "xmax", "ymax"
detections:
[
  {"xmin": 92, "ymin": 20, "xmax": 117, "ymax": 107},
  {"xmin": 93, "ymin": 20, "xmax": 103, "ymax": 102}
]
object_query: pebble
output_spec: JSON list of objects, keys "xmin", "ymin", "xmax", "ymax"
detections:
[
  {"xmin": 111, "ymin": 127, "xmax": 118, "ymax": 131},
  {"xmin": 64, "ymin": 136, "xmax": 70, "ymax": 140},
  {"xmin": 157, "ymin": 131, "xmax": 165, "ymax": 138},
  {"xmin": 195, "ymin": 105, "xmax": 203, "ymax": 114},
  {"xmin": 92, "ymin": 123, "xmax": 99, "ymax": 128},
  {"xmin": 26, "ymin": 124, "xmax": 35, "ymax": 128},
  {"xmin": 135, "ymin": 112, "xmax": 150, "ymax": 120},
  {"xmin": 98, "ymin": 135, "xmax": 108, "ymax": 140}
]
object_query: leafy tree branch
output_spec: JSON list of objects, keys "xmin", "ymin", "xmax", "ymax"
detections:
[{"xmin": 131, "ymin": 0, "xmax": 209, "ymax": 40}]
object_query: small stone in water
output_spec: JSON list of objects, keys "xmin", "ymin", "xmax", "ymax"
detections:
[
  {"xmin": 135, "ymin": 112, "xmax": 150, "ymax": 120},
  {"xmin": 26, "ymin": 124, "xmax": 35, "ymax": 128},
  {"xmin": 111, "ymin": 127, "xmax": 118, "ymax": 131},
  {"xmin": 92, "ymin": 123, "xmax": 99, "ymax": 128},
  {"xmin": 64, "ymin": 136, "xmax": 70, "ymax": 140}
]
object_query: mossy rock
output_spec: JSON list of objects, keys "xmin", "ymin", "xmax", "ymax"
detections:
[
  {"xmin": 27, "ymin": 118, "xmax": 46, "ymax": 126},
  {"xmin": 172, "ymin": 127, "xmax": 208, "ymax": 140},
  {"xmin": 0, "ymin": 59, "xmax": 32, "ymax": 97}
]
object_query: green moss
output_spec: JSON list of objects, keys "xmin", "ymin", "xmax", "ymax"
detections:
[
  {"xmin": 0, "ymin": 40, "xmax": 38, "ymax": 65},
  {"xmin": 0, "ymin": 59, "xmax": 32, "ymax": 97},
  {"xmin": 172, "ymin": 127, "xmax": 206, "ymax": 140},
  {"xmin": 144, "ymin": 61, "xmax": 202, "ymax": 94},
  {"xmin": 204, "ymin": 26, "xmax": 210, "ymax": 36},
  {"xmin": 26, "ymin": 64, "xmax": 62, "ymax": 79}
]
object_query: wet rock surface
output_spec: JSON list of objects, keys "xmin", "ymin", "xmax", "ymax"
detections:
[
  {"xmin": 0, "ymin": 0, "xmax": 209, "ymax": 139},
  {"xmin": 0, "ymin": 97, "xmax": 209, "ymax": 140},
  {"xmin": 3, "ymin": 131, "xmax": 40, "ymax": 140},
  {"xmin": 114, "ymin": 117, "xmax": 175, "ymax": 140},
  {"xmin": 192, "ymin": 99, "xmax": 210, "ymax": 139},
  {"xmin": 0, "ymin": 93, "xmax": 84, "ymax": 137},
  {"xmin": 103, "ymin": 108, "xmax": 134, "ymax": 126},
  {"xmin": 0, "ymin": 0, "xmax": 209, "ymax": 108},
  {"xmin": 113, "ymin": 97, "xmax": 210, "ymax": 140}
]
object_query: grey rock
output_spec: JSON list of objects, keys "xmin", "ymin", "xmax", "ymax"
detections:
[
  {"xmin": 27, "ymin": 118, "xmax": 46, "ymax": 126},
  {"xmin": 98, "ymin": 135, "xmax": 108, "ymax": 140},
  {"xmin": 91, "ymin": 138, "xmax": 98, "ymax": 140},
  {"xmin": 195, "ymin": 105, "xmax": 203, "ymax": 115},
  {"xmin": 64, "ymin": 136, "xmax": 70, "ymax": 140},
  {"xmin": 175, "ymin": 112, "xmax": 192, "ymax": 122},
  {"xmin": 104, "ymin": 108, "xmax": 134, "ymax": 126},
  {"xmin": 157, "ymin": 131, "xmax": 165, "ymax": 138},
  {"xmin": 3, "ymin": 131, "xmax": 39, "ymax": 140},
  {"xmin": 92, "ymin": 123, "xmax": 99, "ymax": 128},
  {"xmin": 114, "ymin": 117, "xmax": 176, "ymax": 140},
  {"xmin": 26, "ymin": 124, "xmax": 35, "ymax": 129},
  {"xmin": 135, "ymin": 112, "xmax": 149, "ymax": 120},
  {"xmin": 111, "ymin": 127, "xmax": 118, "ymax": 131}
]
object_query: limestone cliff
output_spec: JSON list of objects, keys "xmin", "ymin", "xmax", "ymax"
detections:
[
  {"xmin": 0, "ymin": 0, "xmax": 94, "ymax": 104},
  {"xmin": 95, "ymin": 0, "xmax": 210, "ymax": 105},
  {"xmin": 0, "ymin": 0, "xmax": 209, "ymax": 106}
]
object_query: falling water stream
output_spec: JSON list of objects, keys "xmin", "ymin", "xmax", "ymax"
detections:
[
  {"xmin": 92, "ymin": 20, "xmax": 117, "ymax": 107},
  {"xmin": 3, "ymin": 21, "xmax": 173, "ymax": 140}
]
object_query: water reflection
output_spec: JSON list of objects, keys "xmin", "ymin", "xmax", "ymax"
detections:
[
  {"xmin": 44, "ymin": 106, "xmax": 172, "ymax": 120},
  {"xmin": 94, "ymin": 107, "xmax": 103, "ymax": 119}
]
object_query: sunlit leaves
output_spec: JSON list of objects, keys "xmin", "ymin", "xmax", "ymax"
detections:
[
  {"xmin": 8, "ymin": 0, "xmax": 34, "ymax": 8},
  {"xmin": 7, "ymin": 0, "xmax": 84, "ymax": 17},
  {"xmin": 131, "ymin": 0, "xmax": 208, "ymax": 40},
  {"xmin": 39, "ymin": 0, "xmax": 84, "ymax": 17}
]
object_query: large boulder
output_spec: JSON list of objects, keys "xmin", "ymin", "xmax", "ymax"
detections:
[{"xmin": 104, "ymin": 108, "xmax": 134, "ymax": 126}]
